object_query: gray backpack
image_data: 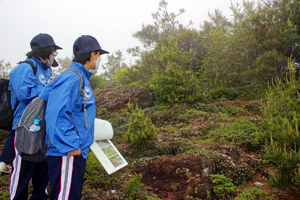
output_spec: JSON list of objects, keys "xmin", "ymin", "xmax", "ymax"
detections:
[{"xmin": 15, "ymin": 68, "xmax": 88, "ymax": 163}]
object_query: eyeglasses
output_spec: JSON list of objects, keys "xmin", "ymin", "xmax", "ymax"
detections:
[
  {"xmin": 94, "ymin": 52, "xmax": 100, "ymax": 57},
  {"xmin": 53, "ymin": 52, "xmax": 58, "ymax": 57}
]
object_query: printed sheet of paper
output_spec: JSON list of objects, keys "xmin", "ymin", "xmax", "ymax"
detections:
[{"xmin": 90, "ymin": 119, "xmax": 128, "ymax": 174}]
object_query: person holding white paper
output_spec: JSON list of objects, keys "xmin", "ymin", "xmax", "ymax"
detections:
[{"xmin": 39, "ymin": 35, "xmax": 109, "ymax": 200}]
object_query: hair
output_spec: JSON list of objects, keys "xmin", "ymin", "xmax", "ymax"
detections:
[
  {"xmin": 26, "ymin": 45, "xmax": 55, "ymax": 60},
  {"xmin": 72, "ymin": 50, "xmax": 100, "ymax": 65}
]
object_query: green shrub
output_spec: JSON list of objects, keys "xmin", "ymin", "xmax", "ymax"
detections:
[
  {"xmin": 148, "ymin": 37, "xmax": 202, "ymax": 105},
  {"xmin": 108, "ymin": 113, "xmax": 128, "ymax": 141},
  {"xmin": 150, "ymin": 64, "xmax": 201, "ymax": 105},
  {"xmin": 210, "ymin": 174, "xmax": 236, "ymax": 196},
  {"xmin": 240, "ymin": 82, "xmax": 267, "ymax": 101},
  {"xmin": 82, "ymin": 152, "xmax": 118, "ymax": 198},
  {"xmin": 97, "ymin": 108, "xmax": 110, "ymax": 115},
  {"xmin": 193, "ymin": 102, "xmax": 218, "ymax": 112},
  {"xmin": 157, "ymin": 141, "xmax": 194, "ymax": 156},
  {"xmin": 176, "ymin": 109, "xmax": 202, "ymax": 122},
  {"xmin": 121, "ymin": 143, "xmax": 158, "ymax": 159},
  {"xmin": 144, "ymin": 105, "xmax": 172, "ymax": 125},
  {"xmin": 84, "ymin": 152, "xmax": 118, "ymax": 189},
  {"xmin": 208, "ymin": 117, "xmax": 262, "ymax": 150},
  {"xmin": 0, "ymin": 174, "xmax": 10, "ymax": 199},
  {"xmin": 164, "ymin": 125, "xmax": 174, "ymax": 132},
  {"xmin": 244, "ymin": 101, "xmax": 263, "ymax": 115},
  {"xmin": 215, "ymin": 101, "xmax": 226, "ymax": 108},
  {"xmin": 209, "ymin": 153, "xmax": 253, "ymax": 185},
  {"xmin": 123, "ymin": 103, "xmax": 159, "ymax": 147},
  {"xmin": 178, "ymin": 127, "xmax": 193, "ymax": 138},
  {"xmin": 220, "ymin": 106, "xmax": 245, "ymax": 116},
  {"xmin": 259, "ymin": 58, "xmax": 300, "ymax": 190},
  {"xmin": 122, "ymin": 141, "xmax": 194, "ymax": 160},
  {"xmin": 207, "ymin": 86, "xmax": 228, "ymax": 100},
  {"xmin": 235, "ymin": 187, "xmax": 272, "ymax": 200},
  {"xmin": 225, "ymin": 87, "xmax": 240, "ymax": 100},
  {"xmin": 201, "ymin": 121, "xmax": 220, "ymax": 135},
  {"xmin": 122, "ymin": 173, "xmax": 144, "ymax": 200},
  {"xmin": 231, "ymin": 163, "xmax": 254, "ymax": 185}
]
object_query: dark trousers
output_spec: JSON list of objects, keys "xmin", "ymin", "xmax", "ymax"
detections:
[
  {"xmin": 10, "ymin": 151, "xmax": 48, "ymax": 200},
  {"xmin": 47, "ymin": 155, "xmax": 86, "ymax": 200},
  {"xmin": 0, "ymin": 130, "xmax": 15, "ymax": 163}
]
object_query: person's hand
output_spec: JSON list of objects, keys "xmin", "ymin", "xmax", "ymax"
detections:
[
  {"xmin": 68, "ymin": 147, "xmax": 81, "ymax": 157},
  {"xmin": 47, "ymin": 77, "xmax": 53, "ymax": 84}
]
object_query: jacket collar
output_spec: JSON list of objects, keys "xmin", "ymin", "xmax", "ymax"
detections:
[
  {"xmin": 29, "ymin": 57, "xmax": 50, "ymax": 70},
  {"xmin": 71, "ymin": 62, "xmax": 93, "ymax": 80}
]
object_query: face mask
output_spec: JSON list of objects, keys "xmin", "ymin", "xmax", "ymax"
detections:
[
  {"xmin": 47, "ymin": 57, "xmax": 54, "ymax": 66},
  {"xmin": 47, "ymin": 52, "xmax": 57, "ymax": 66},
  {"xmin": 94, "ymin": 55, "xmax": 101, "ymax": 71}
]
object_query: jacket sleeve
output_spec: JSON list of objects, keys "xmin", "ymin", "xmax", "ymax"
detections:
[
  {"xmin": 12, "ymin": 63, "xmax": 45, "ymax": 103},
  {"xmin": 45, "ymin": 73, "xmax": 82, "ymax": 154}
]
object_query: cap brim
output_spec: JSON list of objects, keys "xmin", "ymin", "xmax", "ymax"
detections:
[
  {"xmin": 100, "ymin": 49, "xmax": 109, "ymax": 55},
  {"xmin": 54, "ymin": 45, "xmax": 63, "ymax": 50},
  {"xmin": 52, "ymin": 58, "xmax": 59, "ymax": 67}
]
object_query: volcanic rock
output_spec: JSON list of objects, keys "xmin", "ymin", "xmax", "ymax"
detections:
[
  {"xmin": 95, "ymin": 86, "xmax": 154, "ymax": 113},
  {"xmin": 134, "ymin": 155, "xmax": 215, "ymax": 200}
]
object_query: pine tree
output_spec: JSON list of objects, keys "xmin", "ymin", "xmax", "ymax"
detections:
[{"xmin": 123, "ymin": 103, "xmax": 158, "ymax": 147}]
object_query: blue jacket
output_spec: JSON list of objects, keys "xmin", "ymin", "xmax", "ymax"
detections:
[
  {"xmin": 39, "ymin": 62, "xmax": 96, "ymax": 159},
  {"xmin": 9, "ymin": 57, "xmax": 53, "ymax": 130}
]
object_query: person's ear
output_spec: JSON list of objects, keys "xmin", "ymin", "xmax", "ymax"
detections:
[{"xmin": 90, "ymin": 51, "xmax": 96, "ymax": 61}]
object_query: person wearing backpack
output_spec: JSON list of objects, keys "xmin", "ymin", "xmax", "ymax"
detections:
[
  {"xmin": 7, "ymin": 33, "xmax": 62, "ymax": 200},
  {"xmin": 38, "ymin": 35, "xmax": 108, "ymax": 200}
]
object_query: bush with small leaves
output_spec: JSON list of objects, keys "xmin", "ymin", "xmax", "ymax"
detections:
[
  {"xmin": 208, "ymin": 117, "xmax": 262, "ymax": 151},
  {"xmin": 178, "ymin": 128, "xmax": 193, "ymax": 138},
  {"xmin": 201, "ymin": 121, "xmax": 220, "ymax": 135},
  {"xmin": 210, "ymin": 174, "xmax": 236, "ymax": 196},
  {"xmin": 122, "ymin": 173, "xmax": 144, "ymax": 200},
  {"xmin": 0, "ymin": 175, "xmax": 9, "ymax": 199},
  {"xmin": 84, "ymin": 152, "xmax": 117, "ymax": 190},
  {"xmin": 176, "ymin": 109, "xmax": 202, "ymax": 122},
  {"xmin": 225, "ymin": 87, "xmax": 240, "ymax": 100},
  {"xmin": 148, "ymin": 37, "xmax": 202, "ymax": 105},
  {"xmin": 207, "ymin": 86, "xmax": 228, "ymax": 100},
  {"xmin": 97, "ymin": 108, "xmax": 110, "ymax": 115},
  {"xmin": 193, "ymin": 102, "xmax": 218, "ymax": 112},
  {"xmin": 108, "ymin": 113, "xmax": 128, "ymax": 141},
  {"xmin": 244, "ymin": 101, "xmax": 262, "ymax": 115},
  {"xmin": 144, "ymin": 105, "xmax": 172, "ymax": 125},
  {"xmin": 234, "ymin": 187, "xmax": 273, "ymax": 200},
  {"xmin": 209, "ymin": 153, "xmax": 253, "ymax": 186},
  {"xmin": 231, "ymin": 163, "xmax": 253, "ymax": 185},
  {"xmin": 123, "ymin": 103, "xmax": 159, "ymax": 148},
  {"xmin": 220, "ymin": 106, "xmax": 245, "ymax": 116},
  {"xmin": 259, "ymin": 58, "xmax": 300, "ymax": 190}
]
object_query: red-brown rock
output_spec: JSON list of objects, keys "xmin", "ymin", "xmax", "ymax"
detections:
[
  {"xmin": 134, "ymin": 155, "xmax": 215, "ymax": 200},
  {"xmin": 95, "ymin": 86, "xmax": 154, "ymax": 113}
]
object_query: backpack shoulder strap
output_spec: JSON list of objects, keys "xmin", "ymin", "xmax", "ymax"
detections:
[
  {"xmin": 12, "ymin": 60, "xmax": 37, "ymax": 114},
  {"xmin": 64, "ymin": 68, "xmax": 89, "ymax": 130},
  {"xmin": 22, "ymin": 60, "xmax": 37, "ymax": 76},
  {"xmin": 64, "ymin": 68, "xmax": 84, "ymax": 98}
]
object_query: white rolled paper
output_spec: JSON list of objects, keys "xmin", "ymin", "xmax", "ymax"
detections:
[{"xmin": 94, "ymin": 118, "xmax": 113, "ymax": 141}]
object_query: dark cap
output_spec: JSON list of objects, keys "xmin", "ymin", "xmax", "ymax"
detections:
[
  {"xmin": 30, "ymin": 33, "xmax": 62, "ymax": 50},
  {"xmin": 73, "ymin": 35, "xmax": 109, "ymax": 56}
]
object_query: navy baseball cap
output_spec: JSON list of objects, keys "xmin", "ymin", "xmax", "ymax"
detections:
[
  {"xmin": 30, "ymin": 33, "xmax": 62, "ymax": 50},
  {"xmin": 73, "ymin": 35, "xmax": 109, "ymax": 56}
]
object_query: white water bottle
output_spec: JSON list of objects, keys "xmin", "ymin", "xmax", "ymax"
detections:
[{"xmin": 29, "ymin": 119, "xmax": 41, "ymax": 132}]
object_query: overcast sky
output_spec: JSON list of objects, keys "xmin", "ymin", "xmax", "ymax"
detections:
[{"xmin": 0, "ymin": 0, "xmax": 243, "ymax": 74}]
